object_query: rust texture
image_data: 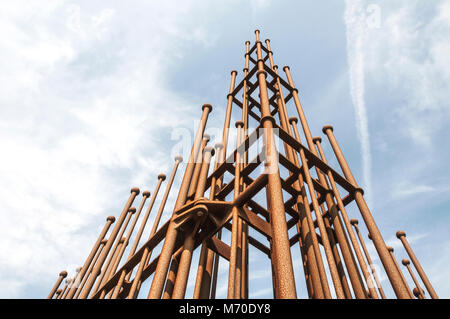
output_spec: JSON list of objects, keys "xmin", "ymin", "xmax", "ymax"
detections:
[{"xmin": 49, "ymin": 31, "xmax": 437, "ymax": 299}]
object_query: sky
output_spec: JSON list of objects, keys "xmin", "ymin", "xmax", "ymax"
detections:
[{"xmin": 0, "ymin": 0, "xmax": 449, "ymax": 299}]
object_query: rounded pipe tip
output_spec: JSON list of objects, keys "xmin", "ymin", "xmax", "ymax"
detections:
[
  {"xmin": 322, "ymin": 125, "xmax": 334, "ymax": 134},
  {"xmin": 214, "ymin": 142, "xmax": 224, "ymax": 150},
  {"xmin": 128, "ymin": 206, "xmax": 136, "ymax": 214},
  {"xmin": 402, "ymin": 259, "xmax": 410, "ymax": 266},
  {"xmin": 289, "ymin": 116, "xmax": 298, "ymax": 124},
  {"xmin": 130, "ymin": 187, "xmax": 140, "ymax": 195},
  {"xmin": 396, "ymin": 230, "xmax": 406, "ymax": 239},
  {"xmin": 231, "ymin": 70, "xmax": 238, "ymax": 76},
  {"xmin": 56, "ymin": 289, "xmax": 62, "ymax": 294},
  {"xmin": 202, "ymin": 103, "xmax": 213, "ymax": 113},
  {"xmin": 413, "ymin": 288, "xmax": 425, "ymax": 297},
  {"xmin": 283, "ymin": 65, "xmax": 290, "ymax": 71},
  {"xmin": 204, "ymin": 146, "xmax": 215, "ymax": 156},
  {"xmin": 313, "ymin": 136, "xmax": 322, "ymax": 143},
  {"xmin": 235, "ymin": 120, "xmax": 245, "ymax": 128},
  {"xmin": 158, "ymin": 173, "xmax": 167, "ymax": 181},
  {"xmin": 142, "ymin": 190, "xmax": 151, "ymax": 197},
  {"xmin": 254, "ymin": 29, "xmax": 260, "ymax": 34},
  {"xmin": 107, "ymin": 216, "xmax": 116, "ymax": 223},
  {"xmin": 101, "ymin": 239, "xmax": 108, "ymax": 244},
  {"xmin": 203, "ymin": 133, "xmax": 210, "ymax": 141},
  {"xmin": 245, "ymin": 40, "xmax": 250, "ymax": 45},
  {"xmin": 119, "ymin": 237, "xmax": 126, "ymax": 243},
  {"xmin": 387, "ymin": 246, "xmax": 394, "ymax": 252},
  {"xmin": 174, "ymin": 155, "xmax": 183, "ymax": 163},
  {"xmin": 265, "ymin": 38, "xmax": 270, "ymax": 43},
  {"xmin": 59, "ymin": 271, "xmax": 68, "ymax": 277},
  {"xmin": 350, "ymin": 219, "xmax": 359, "ymax": 226}
]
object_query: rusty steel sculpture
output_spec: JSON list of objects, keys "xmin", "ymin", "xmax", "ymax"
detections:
[{"xmin": 48, "ymin": 31, "xmax": 438, "ymax": 299}]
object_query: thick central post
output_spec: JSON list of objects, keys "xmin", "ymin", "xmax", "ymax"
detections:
[{"xmin": 254, "ymin": 30, "xmax": 296, "ymax": 298}]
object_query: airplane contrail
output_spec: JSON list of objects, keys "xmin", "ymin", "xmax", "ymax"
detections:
[{"xmin": 344, "ymin": 0, "xmax": 373, "ymax": 207}]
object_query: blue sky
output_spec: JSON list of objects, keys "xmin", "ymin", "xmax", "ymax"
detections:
[{"xmin": 0, "ymin": 0, "xmax": 449, "ymax": 298}]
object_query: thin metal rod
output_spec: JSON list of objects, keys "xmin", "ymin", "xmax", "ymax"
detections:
[
  {"xmin": 148, "ymin": 104, "xmax": 212, "ymax": 299},
  {"xmin": 126, "ymin": 157, "xmax": 182, "ymax": 298},
  {"xmin": 47, "ymin": 271, "xmax": 67, "ymax": 299},
  {"xmin": 254, "ymin": 30, "xmax": 296, "ymax": 298},
  {"xmin": 66, "ymin": 216, "xmax": 115, "ymax": 299},
  {"xmin": 397, "ymin": 231, "xmax": 438, "ymax": 299},
  {"xmin": 313, "ymin": 136, "xmax": 378, "ymax": 299},
  {"xmin": 402, "ymin": 259, "xmax": 426, "ymax": 299},
  {"xmin": 350, "ymin": 219, "xmax": 386, "ymax": 298},
  {"xmin": 74, "ymin": 239, "xmax": 107, "ymax": 298},
  {"xmin": 79, "ymin": 187, "xmax": 140, "ymax": 299},
  {"xmin": 322, "ymin": 125, "xmax": 411, "ymax": 299},
  {"xmin": 387, "ymin": 246, "xmax": 414, "ymax": 299}
]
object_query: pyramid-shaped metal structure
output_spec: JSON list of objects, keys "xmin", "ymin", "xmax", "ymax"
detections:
[{"xmin": 48, "ymin": 30, "xmax": 437, "ymax": 299}]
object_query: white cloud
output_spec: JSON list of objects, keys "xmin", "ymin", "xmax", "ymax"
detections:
[
  {"xmin": 365, "ymin": 0, "xmax": 450, "ymax": 148},
  {"xmin": 0, "ymin": 1, "xmax": 222, "ymax": 298},
  {"xmin": 392, "ymin": 182, "xmax": 435, "ymax": 199}
]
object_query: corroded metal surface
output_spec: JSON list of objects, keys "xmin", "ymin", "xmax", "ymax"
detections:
[{"xmin": 49, "ymin": 31, "xmax": 437, "ymax": 299}]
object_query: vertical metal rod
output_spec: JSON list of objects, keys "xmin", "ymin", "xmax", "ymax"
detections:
[
  {"xmin": 322, "ymin": 125, "xmax": 411, "ymax": 299},
  {"xmin": 104, "ymin": 192, "xmax": 151, "ymax": 298},
  {"xmin": 194, "ymin": 143, "xmax": 224, "ymax": 299},
  {"xmin": 350, "ymin": 219, "xmax": 386, "ymax": 298},
  {"xmin": 172, "ymin": 147, "xmax": 215, "ymax": 298},
  {"xmin": 208, "ymin": 144, "xmax": 225, "ymax": 299},
  {"xmin": 289, "ymin": 118, "xmax": 331, "ymax": 298},
  {"xmin": 110, "ymin": 176, "xmax": 165, "ymax": 299},
  {"xmin": 387, "ymin": 246, "xmax": 414, "ymax": 299},
  {"xmin": 396, "ymin": 231, "xmax": 438, "ymax": 299},
  {"xmin": 80, "ymin": 187, "xmax": 140, "ymax": 299},
  {"xmin": 63, "ymin": 267, "xmax": 81, "ymax": 299},
  {"xmin": 148, "ymin": 104, "xmax": 212, "ymax": 299},
  {"xmin": 402, "ymin": 259, "xmax": 426, "ymax": 299},
  {"xmin": 127, "ymin": 157, "xmax": 182, "ymax": 298},
  {"xmin": 99, "ymin": 237, "xmax": 126, "ymax": 298},
  {"xmin": 313, "ymin": 136, "xmax": 378, "ymax": 299},
  {"xmin": 193, "ymin": 243, "xmax": 210, "ymax": 299},
  {"xmin": 240, "ymin": 41, "xmax": 250, "ymax": 298},
  {"xmin": 66, "ymin": 216, "xmax": 115, "ymax": 299},
  {"xmin": 47, "ymin": 271, "xmax": 67, "ymax": 299},
  {"xmin": 289, "ymin": 122, "xmax": 344, "ymax": 298},
  {"xmin": 128, "ymin": 177, "xmax": 165, "ymax": 260},
  {"xmin": 75, "ymin": 239, "xmax": 107, "ymax": 298},
  {"xmin": 228, "ymin": 121, "xmax": 245, "ymax": 298},
  {"xmin": 58, "ymin": 280, "xmax": 70, "ymax": 299},
  {"xmin": 265, "ymin": 38, "xmax": 322, "ymax": 298},
  {"xmin": 95, "ymin": 207, "xmax": 136, "ymax": 296},
  {"xmin": 163, "ymin": 252, "xmax": 181, "ymax": 299},
  {"xmin": 321, "ymin": 203, "xmax": 353, "ymax": 298},
  {"xmin": 55, "ymin": 289, "xmax": 62, "ymax": 299},
  {"xmin": 413, "ymin": 288, "xmax": 425, "ymax": 299},
  {"xmin": 254, "ymin": 29, "xmax": 297, "ymax": 298},
  {"xmin": 284, "ymin": 66, "xmax": 368, "ymax": 298}
]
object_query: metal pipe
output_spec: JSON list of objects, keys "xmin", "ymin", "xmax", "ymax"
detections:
[
  {"xmin": 350, "ymin": 219, "xmax": 386, "ymax": 298},
  {"xmin": 323, "ymin": 125, "xmax": 411, "ymax": 299},
  {"xmin": 402, "ymin": 259, "xmax": 426, "ymax": 299},
  {"xmin": 148, "ymin": 104, "xmax": 212, "ymax": 299},
  {"xmin": 397, "ymin": 231, "xmax": 438, "ymax": 299},
  {"xmin": 47, "ymin": 271, "xmax": 67, "ymax": 299}
]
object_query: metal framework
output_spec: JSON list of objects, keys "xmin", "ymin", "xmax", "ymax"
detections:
[{"xmin": 48, "ymin": 30, "xmax": 438, "ymax": 299}]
